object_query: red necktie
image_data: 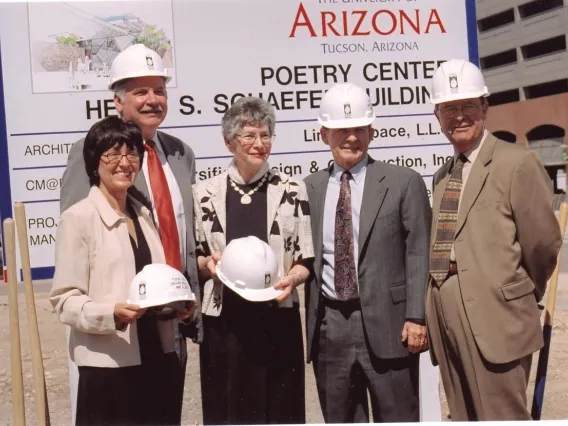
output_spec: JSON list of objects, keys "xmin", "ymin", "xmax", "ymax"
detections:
[{"xmin": 144, "ymin": 140, "xmax": 182, "ymax": 271}]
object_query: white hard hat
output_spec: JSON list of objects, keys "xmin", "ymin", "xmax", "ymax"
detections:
[
  {"xmin": 318, "ymin": 83, "xmax": 375, "ymax": 129},
  {"xmin": 108, "ymin": 44, "xmax": 171, "ymax": 90},
  {"xmin": 430, "ymin": 59, "xmax": 489, "ymax": 105},
  {"xmin": 216, "ymin": 236, "xmax": 283, "ymax": 302},
  {"xmin": 127, "ymin": 263, "xmax": 196, "ymax": 309}
]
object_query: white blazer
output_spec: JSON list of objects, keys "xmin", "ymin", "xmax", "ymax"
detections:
[{"xmin": 50, "ymin": 186, "xmax": 177, "ymax": 368}]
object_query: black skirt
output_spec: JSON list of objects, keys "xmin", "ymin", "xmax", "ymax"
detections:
[
  {"xmin": 76, "ymin": 344, "xmax": 184, "ymax": 426},
  {"xmin": 200, "ymin": 289, "xmax": 305, "ymax": 425}
]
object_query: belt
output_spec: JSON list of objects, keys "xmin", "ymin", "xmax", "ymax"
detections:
[
  {"xmin": 448, "ymin": 261, "xmax": 458, "ymax": 276},
  {"xmin": 321, "ymin": 296, "xmax": 361, "ymax": 311}
]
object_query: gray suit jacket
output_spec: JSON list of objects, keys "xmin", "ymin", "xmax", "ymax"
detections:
[
  {"xmin": 59, "ymin": 131, "xmax": 203, "ymax": 349},
  {"xmin": 304, "ymin": 157, "xmax": 432, "ymax": 362}
]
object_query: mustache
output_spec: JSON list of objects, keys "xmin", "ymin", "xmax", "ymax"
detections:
[
  {"xmin": 449, "ymin": 122, "xmax": 472, "ymax": 133},
  {"xmin": 140, "ymin": 107, "xmax": 163, "ymax": 114}
]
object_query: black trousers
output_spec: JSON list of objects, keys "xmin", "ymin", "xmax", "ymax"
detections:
[
  {"xmin": 313, "ymin": 301, "xmax": 419, "ymax": 423},
  {"xmin": 200, "ymin": 289, "xmax": 305, "ymax": 425},
  {"xmin": 76, "ymin": 316, "xmax": 185, "ymax": 425}
]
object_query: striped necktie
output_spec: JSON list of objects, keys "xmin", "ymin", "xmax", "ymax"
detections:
[{"xmin": 430, "ymin": 154, "xmax": 467, "ymax": 285}]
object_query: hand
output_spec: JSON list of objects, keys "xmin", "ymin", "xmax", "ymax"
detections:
[
  {"xmin": 114, "ymin": 303, "xmax": 146, "ymax": 329},
  {"xmin": 176, "ymin": 301, "xmax": 197, "ymax": 322},
  {"xmin": 206, "ymin": 252, "xmax": 222, "ymax": 280},
  {"xmin": 273, "ymin": 273, "xmax": 300, "ymax": 303},
  {"xmin": 401, "ymin": 321, "xmax": 428, "ymax": 353}
]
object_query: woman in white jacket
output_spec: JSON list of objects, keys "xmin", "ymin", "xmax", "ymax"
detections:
[{"xmin": 50, "ymin": 116, "xmax": 189, "ymax": 425}]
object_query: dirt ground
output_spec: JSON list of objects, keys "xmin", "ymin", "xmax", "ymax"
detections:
[{"xmin": 1, "ymin": 277, "xmax": 568, "ymax": 425}]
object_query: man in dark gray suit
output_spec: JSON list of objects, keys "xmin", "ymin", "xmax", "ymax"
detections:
[
  {"xmin": 60, "ymin": 44, "xmax": 200, "ymax": 425},
  {"xmin": 305, "ymin": 83, "xmax": 432, "ymax": 423}
]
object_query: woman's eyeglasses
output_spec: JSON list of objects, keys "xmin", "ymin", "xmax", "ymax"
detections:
[{"xmin": 102, "ymin": 152, "xmax": 140, "ymax": 164}]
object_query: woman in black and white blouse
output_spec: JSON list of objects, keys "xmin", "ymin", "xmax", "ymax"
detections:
[{"xmin": 193, "ymin": 96, "xmax": 314, "ymax": 425}]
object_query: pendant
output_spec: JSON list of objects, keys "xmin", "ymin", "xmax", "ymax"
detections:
[{"xmin": 240, "ymin": 194, "xmax": 252, "ymax": 204}]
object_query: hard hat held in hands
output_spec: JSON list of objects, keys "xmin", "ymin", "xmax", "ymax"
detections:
[
  {"xmin": 318, "ymin": 83, "xmax": 375, "ymax": 129},
  {"xmin": 127, "ymin": 264, "xmax": 196, "ymax": 311},
  {"xmin": 216, "ymin": 236, "xmax": 283, "ymax": 302},
  {"xmin": 430, "ymin": 59, "xmax": 489, "ymax": 105},
  {"xmin": 108, "ymin": 44, "xmax": 171, "ymax": 90}
]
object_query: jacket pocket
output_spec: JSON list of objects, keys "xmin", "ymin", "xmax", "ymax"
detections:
[
  {"xmin": 389, "ymin": 282, "xmax": 407, "ymax": 304},
  {"xmin": 501, "ymin": 276, "xmax": 535, "ymax": 301},
  {"xmin": 472, "ymin": 200, "xmax": 500, "ymax": 211}
]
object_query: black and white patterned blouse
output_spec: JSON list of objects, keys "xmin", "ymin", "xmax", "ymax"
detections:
[{"xmin": 193, "ymin": 167, "xmax": 315, "ymax": 316}]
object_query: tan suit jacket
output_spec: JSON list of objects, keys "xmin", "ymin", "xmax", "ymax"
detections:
[
  {"xmin": 50, "ymin": 186, "xmax": 177, "ymax": 368},
  {"xmin": 427, "ymin": 135, "xmax": 562, "ymax": 365}
]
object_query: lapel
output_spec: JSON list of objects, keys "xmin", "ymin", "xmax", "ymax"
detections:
[
  {"xmin": 88, "ymin": 186, "xmax": 122, "ymax": 227},
  {"xmin": 131, "ymin": 172, "xmax": 151, "ymax": 209},
  {"xmin": 267, "ymin": 170, "xmax": 288, "ymax": 231},
  {"xmin": 206, "ymin": 172, "xmax": 228, "ymax": 241},
  {"xmin": 431, "ymin": 161, "xmax": 452, "ymax": 244},
  {"xmin": 358, "ymin": 158, "xmax": 387, "ymax": 258},
  {"xmin": 309, "ymin": 170, "xmax": 330, "ymax": 284},
  {"xmin": 454, "ymin": 134, "xmax": 497, "ymax": 237},
  {"xmin": 158, "ymin": 132, "xmax": 193, "ymax": 214},
  {"xmin": 128, "ymin": 195, "xmax": 166, "ymax": 263}
]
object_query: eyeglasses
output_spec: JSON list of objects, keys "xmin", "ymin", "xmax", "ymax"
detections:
[
  {"xmin": 101, "ymin": 152, "xmax": 140, "ymax": 164},
  {"xmin": 439, "ymin": 103, "xmax": 482, "ymax": 119},
  {"xmin": 236, "ymin": 133, "xmax": 275, "ymax": 147}
]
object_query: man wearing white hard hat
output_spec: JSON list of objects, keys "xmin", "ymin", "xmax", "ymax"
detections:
[
  {"xmin": 426, "ymin": 58, "xmax": 561, "ymax": 420},
  {"xmin": 305, "ymin": 83, "xmax": 432, "ymax": 422},
  {"xmin": 59, "ymin": 44, "xmax": 200, "ymax": 424}
]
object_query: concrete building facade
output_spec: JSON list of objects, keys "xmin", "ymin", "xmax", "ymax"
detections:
[{"xmin": 476, "ymin": 0, "xmax": 568, "ymax": 192}]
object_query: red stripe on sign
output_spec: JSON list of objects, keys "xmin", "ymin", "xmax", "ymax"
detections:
[{"xmin": 3, "ymin": 268, "xmax": 7, "ymax": 282}]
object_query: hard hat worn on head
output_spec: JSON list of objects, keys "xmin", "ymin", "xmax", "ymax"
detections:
[
  {"xmin": 216, "ymin": 236, "xmax": 283, "ymax": 302},
  {"xmin": 127, "ymin": 263, "xmax": 196, "ymax": 309},
  {"xmin": 430, "ymin": 59, "xmax": 489, "ymax": 105},
  {"xmin": 108, "ymin": 44, "xmax": 171, "ymax": 91},
  {"xmin": 318, "ymin": 83, "xmax": 375, "ymax": 129}
]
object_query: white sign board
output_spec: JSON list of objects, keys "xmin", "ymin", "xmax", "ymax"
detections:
[
  {"xmin": 0, "ymin": 0, "xmax": 478, "ymax": 277},
  {"xmin": 0, "ymin": 1, "xmax": 479, "ymax": 422}
]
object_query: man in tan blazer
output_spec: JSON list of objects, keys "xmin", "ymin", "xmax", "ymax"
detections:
[{"xmin": 426, "ymin": 59, "xmax": 562, "ymax": 421}]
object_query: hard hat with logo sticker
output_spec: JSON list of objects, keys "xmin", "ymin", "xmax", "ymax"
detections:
[
  {"xmin": 318, "ymin": 83, "xmax": 375, "ymax": 129},
  {"xmin": 430, "ymin": 59, "xmax": 489, "ymax": 105},
  {"xmin": 127, "ymin": 263, "xmax": 195, "ymax": 310},
  {"xmin": 216, "ymin": 236, "xmax": 283, "ymax": 302},
  {"xmin": 108, "ymin": 44, "xmax": 171, "ymax": 90}
]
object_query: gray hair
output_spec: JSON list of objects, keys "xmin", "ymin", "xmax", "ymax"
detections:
[
  {"xmin": 113, "ymin": 80, "xmax": 127, "ymax": 118},
  {"xmin": 113, "ymin": 80, "xmax": 127, "ymax": 102},
  {"xmin": 221, "ymin": 97, "xmax": 276, "ymax": 142}
]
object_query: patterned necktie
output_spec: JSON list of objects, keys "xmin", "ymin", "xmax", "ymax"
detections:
[
  {"xmin": 334, "ymin": 171, "xmax": 358, "ymax": 300},
  {"xmin": 430, "ymin": 154, "xmax": 467, "ymax": 285},
  {"xmin": 144, "ymin": 140, "xmax": 182, "ymax": 271}
]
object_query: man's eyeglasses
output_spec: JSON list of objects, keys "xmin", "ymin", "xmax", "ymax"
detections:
[
  {"xmin": 439, "ymin": 103, "xmax": 482, "ymax": 119},
  {"xmin": 102, "ymin": 152, "xmax": 140, "ymax": 164},
  {"xmin": 236, "ymin": 133, "xmax": 275, "ymax": 147}
]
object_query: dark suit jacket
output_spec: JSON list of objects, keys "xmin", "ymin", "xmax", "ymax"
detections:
[
  {"xmin": 59, "ymin": 131, "xmax": 203, "ymax": 348},
  {"xmin": 427, "ymin": 135, "xmax": 561, "ymax": 365},
  {"xmin": 304, "ymin": 157, "xmax": 432, "ymax": 362}
]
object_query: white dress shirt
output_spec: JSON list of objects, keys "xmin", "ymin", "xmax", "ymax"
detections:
[
  {"xmin": 321, "ymin": 156, "xmax": 368, "ymax": 300},
  {"xmin": 450, "ymin": 129, "xmax": 488, "ymax": 261},
  {"xmin": 142, "ymin": 133, "xmax": 186, "ymax": 272}
]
